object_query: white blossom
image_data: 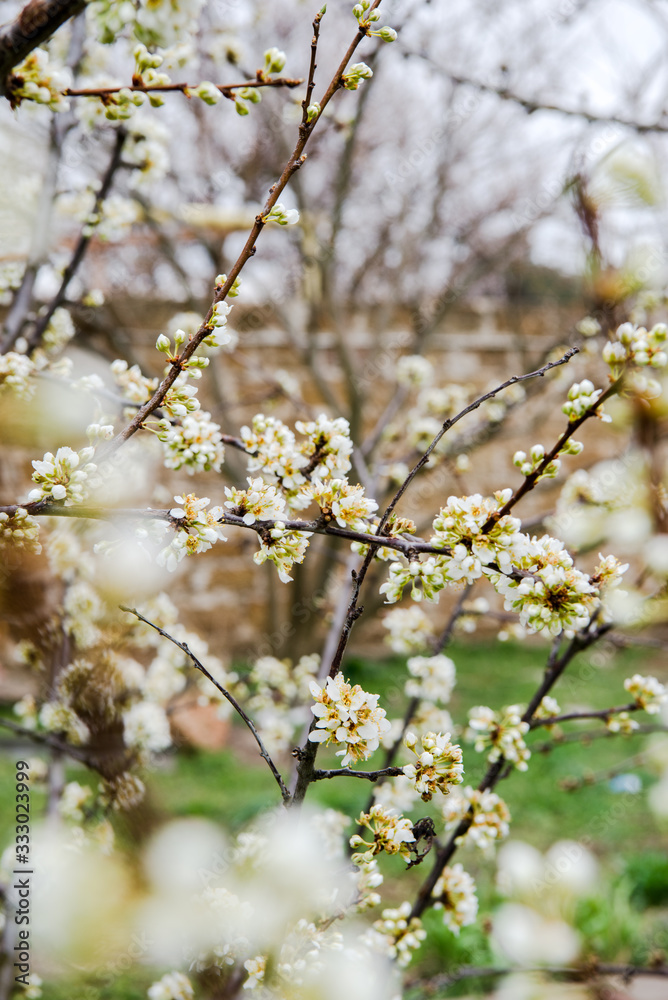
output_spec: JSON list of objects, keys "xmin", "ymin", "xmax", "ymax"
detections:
[
  {"xmin": 123, "ymin": 702, "xmax": 172, "ymax": 752},
  {"xmin": 405, "ymin": 654, "xmax": 456, "ymax": 703},
  {"xmin": 370, "ymin": 902, "xmax": 426, "ymax": 967},
  {"xmin": 350, "ymin": 804, "xmax": 415, "ymax": 864},
  {"xmin": 29, "ymin": 446, "xmax": 97, "ymax": 506},
  {"xmin": 383, "ymin": 606, "xmax": 434, "ymax": 654},
  {"xmin": 252, "ymin": 522, "xmax": 310, "ymax": 583},
  {"xmin": 0, "ymin": 508, "xmax": 41, "ymax": 554},
  {"xmin": 624, "ymin": 674, "xmax": 667, "ymax": 715},
  {"xmin": 442, "ymin": 786, "xmax": 510, "ymax": 849},
  {"xmin": 147, "ymin": 970, "xmax": 194, "ymax": 1000},
  {"xmin": 157, "ymin": 494, "xmax": 226, "ymax": 571},
  {"xmin": 308, "ymin": 675, "xmax": 392, "ymax": 767},
  {"xmin": 468, "ymin": 704, "xmax": 530, "ymax": 770},
  {"xmin": 402, "ymin": 731, "xmax": 464, "ymax": 800},
  {"xmin": 224, "ymin": 477, "xmax": 286, "ymax": 525},
  {"xmin": 431, "ymin": 863, "xmax": 478, "ymax": 934},
  {"xmin": 0, "ymin": 351, "xmax": 35, "ymax": 398}
]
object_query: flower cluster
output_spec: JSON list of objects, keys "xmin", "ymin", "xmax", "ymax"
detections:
[
  {"xmin": 28, "ymin": 446, "xmax": 97, "ymax": 505},
  {"xmin": 123, "ymin": 701, "xmax": 172, "ymax": 753},
  {"xmin": 396, "ymin": 355, "xmax": 433, "ymax": 387},
  {"xmin": 252, "ymin": 523, "xmax": 310, "ymax": 583},
  {"xmin": 263, "ymin": 203, "xmax": 300, "ymax": 226},
  {"xmin": 308, "ymin": 675, "xmax": 391, "ymax": 766},
  {"xmin": 111, "ymin": 359, "xmax": 157, "ymax": 403},
  {"xmin": 0, "ymin": 351, "xmax": 35, "ymax": 398},
  {"xmin": 442, "ymin": 786, "xmax": 511, "ymax": 850},
  {"xmin": 157, "ymin": 494, "xmax": 226, "ymax": 571},
  {"xmin": 534, "ymin": 696, "xmax": 561, "ymax": 722},
  {"xmin": 562, "ymin": 380, "xmax": 608, "ymax": 422},
  {"xmin": 350, "ymin": 804, "xmax": 415, "ymax": 864},
  {"xmin": 225, "ymin": 478, "xmax": 286, "ymax": 525},
  {"xmin": 244, "ymin": 654, "xmax": 319, "ymax": 755},
  {"xmin": 405, "ymin": 654, "xmax": 456, "ymax": 703},
  {"xmin": 204, "ymin": 299, "xmax": 235, "ymax": 349},
  {"xmin": 162, "ymin": 372, "xmax": 200, "ymax": 418},
  {"xmin": 241, "ymin": 414, "xmax": 308, "ymax": 491},
  {"xmin": 0, "ymin": 508, "xmax": 41, "ymax": 554},
  {"xmin": 603, "ymin": 321, "xmax": 668, "ymax": 374},
  {"xmin": 371, "ymin": 903, "xmax": 426, "ymax": 967},
  {"xmin": 302, "ymin": 479, "xmax": 378, "ymax": 530},
  {"xmin": 490, "ymin": 535, "xmax": 599, "ymax": 636},
  {"xmin": 431, "ymin": 863, "xmax": 478, "ymax": 934},
  {"xmin": 240, "ymin": 413, "xmax": 354, "ymax": 499},
  {"xmin": 341, "ymin": 62, "xmax": 374, "ymax": 90},
  {"xmin": 606, "ymin": 712, "xmax": 639, "ymax": 734},
  {"xmin": 295, "ymin": 414, "xmax": 354, "ymax": 479},
  {"xmin": 124, "ymin": 117, "xmax": 170, "ymax": 188},
  {"xmin": 8, "ymin": 48, "xmax": 70, "ymax": 111},
  {"xmin": 383, "ymin": 606, "xmax": 434, "ymax": 654},
  {"xmin": 352, "ymin": 1, "xmax": 399, "ymax": 41},
  {"xmin": 431, "ymin": 490, "xmax": 525, "ymax": 578},
  {"xmin": 379, "ymin": 555, "xmax": 448, "ymax": 604},
  {"xmin": 468, "ymin": 704, "xmax": 530, "ymax": 770},
  {"xmin": 42, "ymin": 308, "xmax": 76, "ymax": 353},
  {"xmin": 402, "ymin": 731, "xmax": 464, "ymax": 800},
  {"xmin": 157, "ymin": 410, "xmax": 225, "ymax": 474},
  {"xmin": 624, "ymin": 674, "xmax": 667, "ymax": 714},
  {"xmin": 134, "ymin": 0, "xmax": 205, "ymax": 48},
  {"xmin": 513, "ymin": 440, "xmax": 582, "ymax": 481}
]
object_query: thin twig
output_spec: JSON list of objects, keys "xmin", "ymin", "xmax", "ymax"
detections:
[
  {"xmin": 312, "ymin": 765, "xmax": 405, "ymax": 782},
  {"xmin": 0, "ymin": 716, "xmax": 92, "ymax": 765},
  {"xmin": 482, "ymin": 375, "xmax": 623, "ymax": 530},
  {"xmin": 301, "ymin": 6, "xmax": 326, "ymax": 126},
  {"xmin": 380, "ymin": 348, "xmax": 578, "ymax": 532},
  {"xmin": 530, "ymin": 702, "xmax": 639, "ymax": 728},
  {"xmin": 532, "ymin": 723, "xmax": 667, "ymax": 754},
  {"xmin": 63, "ymin": 76, "xmax": 303, "ymax": 98},
  {"xmin": 415, "ymin": 60, "xmax": 668, "ymax": 135},
  {"xmin": 120, "ymin": 605, "xmax": 291, "ymax": 804}
]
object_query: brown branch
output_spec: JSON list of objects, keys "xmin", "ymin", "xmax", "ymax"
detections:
[
  {"xmin": 311, "ymin": 765, "xmax": 405, "ymax": 781},
  {"xmin": 120, "ymin": 605, "xmax": 291, "ymax": 804},
  {"xmin": 0, "ymin": 0, "xmax": 86, "ymax": 98},
  {"xmin": 63, "ymin": 76, "xmax": 303, "ymax": 98},
  {"xmin": 482, "ymin": 375, "xmax": 623, "ymax": 530},
  {"xmin": 300, "ymin": 5, "xmax": 326, "ymax": 126},
  {"xmin": 98, "ymin": 5, "xmax": 380, "ymax": 462},
  {"xmin": 380, "ymin": 348, "xmax": 579, "ymax": 533}
]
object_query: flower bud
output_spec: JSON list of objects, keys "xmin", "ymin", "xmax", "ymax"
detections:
[
  {"xmin": 156, "ymin": 334, "xmax": 171, "ymax": 354},
  {"xmin": 194, "ymin": 81, "xmax": 221, "ymax": 105},
  {"xmin": 264, "ymin": 47, "xmax": 286, "ymax": 74}
]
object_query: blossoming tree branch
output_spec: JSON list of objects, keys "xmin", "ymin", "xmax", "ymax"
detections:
[{"xmin": 0, "ymin": 1, "xmax": 667, "ymax": 999}]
